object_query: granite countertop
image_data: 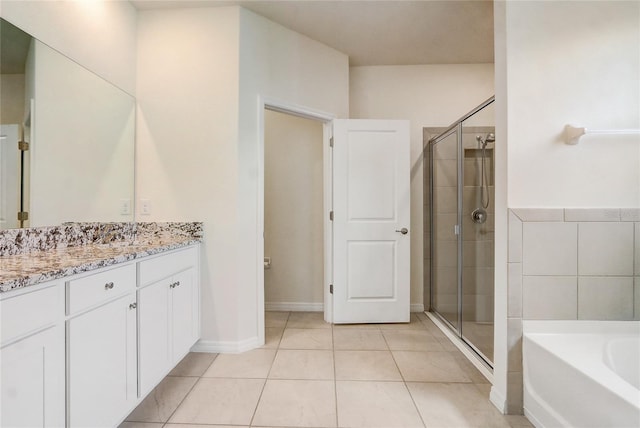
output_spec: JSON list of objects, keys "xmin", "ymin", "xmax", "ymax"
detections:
[{"xmin": 0, "ymin": 232, "xmax": 201, "ymax": 294}]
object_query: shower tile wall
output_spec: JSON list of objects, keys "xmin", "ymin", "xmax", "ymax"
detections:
[{"xmin": 506, "ymin": 207, "xmax": 640, "ymax": 412}]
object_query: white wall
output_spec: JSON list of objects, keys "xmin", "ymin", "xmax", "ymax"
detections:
[
  {"xmin": 505, "ymin": 0, "xmax": 640, "ymax": 208},
  {"xmin": 0, "ymin": 75, "xmax": 25, "ymax": 125},
  {"xmin": 264, "ymin": 110, "xmax": 324, "ymax": 309},
  {"xmin": 236, "ymin": 8, "xmax": 349, "ymax": 344},
  {"xmin": 349, "ymin": 64, "xmax": 495, "ymax": 308},
  {"xmin": 137, "ymin": 6, "xmax": 348, "ymax": 349},
  {"xmin": 492, "ymin": 0, "xmax": 640, "ymax": 414},
  {"xmin": 0, "ymin": 0, "xmax": 137, "ymax": 95},
  {"xmin": 136, "ymin": 6, "xmax": 241, "ymax": 346}
]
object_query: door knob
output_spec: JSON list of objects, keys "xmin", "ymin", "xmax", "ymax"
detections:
[{"xmin": 395, "ymin": 227, "xmax": 409, "ymax": 235}]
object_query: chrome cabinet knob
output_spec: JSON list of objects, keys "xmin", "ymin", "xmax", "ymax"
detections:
[
  {"xmin": 105, "ymin": 282, "xmax": 114, "ymax": 290},
  {"xmin": 129, "ymin": 302, "xmax": 137, "ymax": 310},
  {"xmin": 395, "ymin": 228, "xmax": 409, "ymax": 235}
]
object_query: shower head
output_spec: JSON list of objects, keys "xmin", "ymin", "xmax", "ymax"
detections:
[{"xmin": 476, "ymin": 133, "xmax": 495, "ymax": 148}]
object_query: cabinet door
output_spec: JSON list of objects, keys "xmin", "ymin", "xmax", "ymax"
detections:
[
  {"xmin": 138, "ymin": 279, "xmax": 171, "ymax": 395},
  {"xmin": 171, "ymin": 268, "xmax": 197, "ymax": 362},
  {"xmin": 1, "ymin": 325, "xmax": 65, "ymax": 427},
  {"xmin": 68, "ymin": 294, "xmax": 137, "ymax": 428}
]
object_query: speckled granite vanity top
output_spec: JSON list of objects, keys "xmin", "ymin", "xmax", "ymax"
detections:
[{"xmin": 0, "ymin": 222, "xmax": 202, "ymax": 293}]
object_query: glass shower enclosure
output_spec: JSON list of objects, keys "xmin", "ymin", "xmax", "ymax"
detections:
[{"xmin": 427, "ymin": 97, "xmax": 495, "ymax": 366}]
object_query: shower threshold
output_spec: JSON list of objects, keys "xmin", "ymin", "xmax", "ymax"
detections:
[{"xmin": 425, "ymin": 311, "xmax": 493, "ymax": 383}]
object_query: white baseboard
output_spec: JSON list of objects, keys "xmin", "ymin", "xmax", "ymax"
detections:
[
  {"xmin": 266, "ymin": 302, "xmax": 424, "ymax": 313},
  {"xmin": 191, "ymin": 336, "xmax": 261, "ymax": 354},
  {"xmin": 410, "ymin": 303, "xmax": 424, "ymax": 312},
  {"xmin": 490, "ymin": 386, "xmax": 508, "ymax": 414},
  {"xmin": 265, "ymin": 302, "xmax": 323, "ymax": 312}
]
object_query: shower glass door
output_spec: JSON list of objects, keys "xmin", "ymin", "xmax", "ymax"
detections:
[
  {"xmin": 428, "ymin": 97, "xmax": 495, "ymax": 367},
  {"xmin": 461, "ymin": 106, "xmax": 495, "ymax": 363},
  {"xmin": 430, "ymin": 128, "xmax": 460, "ymax": 329}
]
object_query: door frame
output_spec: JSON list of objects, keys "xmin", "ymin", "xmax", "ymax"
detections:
[{"xmin": 256, "ymin": 96, "xmax": 335, "ymax": 344}]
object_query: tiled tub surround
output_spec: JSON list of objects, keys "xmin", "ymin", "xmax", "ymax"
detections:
[
  {"xmin": 0, "ymin": 222, "xmax": 203, "ymax": 292},
  {"xmin": 506, "ymin": 208, "xmax": 640, "ymax": 413}
]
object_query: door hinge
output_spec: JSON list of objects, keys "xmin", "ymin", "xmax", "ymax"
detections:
[
  {"xmin": 329, "ymin": 137, "xmax": 334, "ymax": 148},
  {"xmin": 329, "ymin": 211, "xmax": 334, "ymax": 221},
  {"xmin": 18, "ymin": 141, "xmax": 29, "ymax": 151},
  {"xmin": 330, "ymin": 284, "xmax": 333, "ymax": 294},
  {"xmin": 17, "ymin": 211, "xmax": 29, "ymax": 221}
]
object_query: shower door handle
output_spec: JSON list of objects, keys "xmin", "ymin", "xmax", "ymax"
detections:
[{"xmin": 395, "ymin": 227, "xmax": 409, "ymax": 235}]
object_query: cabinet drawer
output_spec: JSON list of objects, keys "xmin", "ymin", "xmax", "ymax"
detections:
[
  {"xmin": 138, "ymin": 246, "xmax": 198, "ymax": 287},
  {"xmin": 1, "ymin": 284, "xmax": 62, "ymax": 345},
  {"xmin": 67, "ymin": 264, "xmax": 136, "ymax": 315}
]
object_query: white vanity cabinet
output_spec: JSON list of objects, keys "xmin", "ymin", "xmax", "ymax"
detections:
[
  {"xmin": 66, "ymin": 264, "xmax": 138, "ymax": 428},
  {"xmin": 0, "ymin": 282, "xmax": 65, "ymax": 428},
  {"xmin": 0, "ymin": 243, "xmax": 200, "ymax": 428},
  {"xmin": 138, "ymin": 246, "xmax": 200, "ymax": 395}
]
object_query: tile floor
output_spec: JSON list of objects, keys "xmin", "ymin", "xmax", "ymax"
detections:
[{"xmin": 121, "ymin": 312, "xmax": 533, "ymax": 428}]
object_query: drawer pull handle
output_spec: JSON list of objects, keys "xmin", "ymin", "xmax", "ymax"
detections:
[
  {"xmin": 175, "ymin": 281, "xmax": 181, "ymax": 287},
  {"xmin": 105, "ymin": 282, "xmax": 115, "ymax": 290},
  {"xmin": 169, "ymin": 281, "xmax": 181, "ymax": 289},
  {"xmin": 129, "ymin": 302, "xmax": 137, "ymax": 310}
]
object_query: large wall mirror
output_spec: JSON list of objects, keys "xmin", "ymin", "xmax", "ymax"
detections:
[{"xmin": 0, "ymin": 17, "xmax": 135, "ymax": 230}]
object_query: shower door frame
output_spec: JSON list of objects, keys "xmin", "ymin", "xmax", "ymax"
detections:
[{"xmin": 428, "ymin": 96, "xmax": 495, "ymax": 369}]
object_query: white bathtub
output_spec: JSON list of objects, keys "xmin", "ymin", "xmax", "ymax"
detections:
[{"xmin": 523, "ymin": 320, "xmax": 640, "ymax": 428}]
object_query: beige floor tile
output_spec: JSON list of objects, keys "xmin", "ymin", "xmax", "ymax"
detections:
[
  {"xmin": 262, "ymin": 327, "xmax": 284, "ymax": 349},
  {"xmin": 119, "ymin": 423, "xmax": 163, "ymax": 428},
  {"xmin": 333, "ymin": 328, "xmax": 388, "ymax": 350},
  {"xmin": 419, "ymin": 318, "xmax": 449, "ymax": 338},
  {"xmin": 334, "ymin": 350, "xmax": 402, "ymax": 381},
  {"xmin": 377, "ymin": 314, "xmax": 426, "ymax": 330},
  {"xmin": 280, "ymin": 328, "xmax": 333, "ymax": 349},
  {"xmin": 125, "ymin": 376, "xmax": 198, "ymax": 423},
  {"xmin": 168, "ymin": 378, "xmax": 264, "ymax": 425},
  {"xmin": 266, "ymin": 311, "xmax": 290, "ymax": 328},
  {"xmin": 168, "ymin": 352, "xmax": 217, "ymax": 377},
  {"xmin": 286, "ymin": 311, "xmax": 332, "ymax": 329},
  {"xmin": 392, "ymin": 351, "xmax": 471, "ymax": 382},
  {"xmin": 382, "ymin": 330, "xmax": 444, "ymax": 351},
  {"xmin": 474, "ymin": 383, "xmax": 492, "ymax": 397},
  {"xmin": 452, "ymin": 352, "xmax": 491, "ymax": 385},
  {"xmin": 407, "ymin": 382, "xmax": 510, "ymax": 428},
  {"xmin": 332, "ymin": 323, "xmax": 381, "ymax": 330},
  {"xmin": 203, "ymin": 349, "xmax": 275, "ymax": 378},
  {"xmin": 336, "ymin": 381, "xmax": 424, "ymax": 428},
  {"xmin": 252, "ymin": 379, "xmax": 337, "ymax": 427},
  {"xmin": 165, "ymin": 425, "xmax": 246, "ymax": 428},
  {"xmin": 436, "ymin": 335, "xmax": 459, "ymax": 351},
  {"xmin": 505, "ymin": 415, "xmax": 535, "ymax": 427},
  {"xmin": 269, "ymin": 349, "xmax": 334, "ymax": 379}
]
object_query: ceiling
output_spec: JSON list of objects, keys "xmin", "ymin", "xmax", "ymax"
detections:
[{"xmin": 130, "ymin": 0, "xmax": 495, "ymax": 66}]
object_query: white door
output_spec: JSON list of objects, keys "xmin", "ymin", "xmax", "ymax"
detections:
[
  {"xmin": 0, "ymin": 125, "xmax": 20, "ymax": 229},
  {"xmin": 332, "ymin": 119, "xmax": 411, "ymax": 323}
]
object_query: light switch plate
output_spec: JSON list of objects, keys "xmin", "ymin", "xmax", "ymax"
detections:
[
  {"xmin": 140, "ymin": 199, "xmax": 151, "ymax": 215},
  {"xmin": 120, "ymin": 199, "xmax": 131, "ymax": 215}
]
